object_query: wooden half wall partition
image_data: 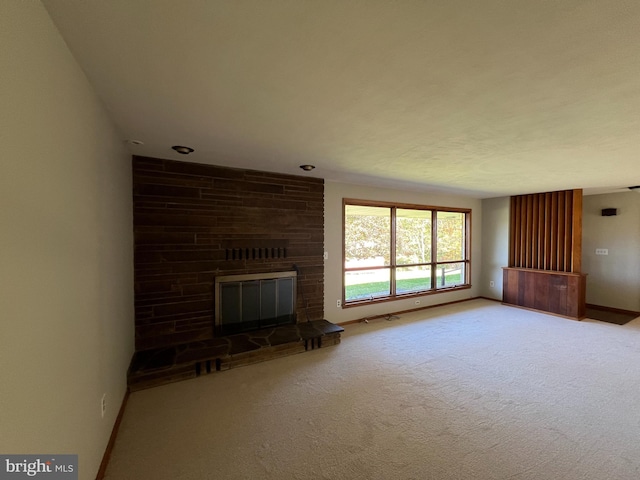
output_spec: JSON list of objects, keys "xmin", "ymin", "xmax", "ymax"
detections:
[{"xmin": 503, "ymin": 189, "xmax": 587, "ymax": 319}]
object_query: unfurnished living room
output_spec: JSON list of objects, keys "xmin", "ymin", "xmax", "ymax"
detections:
[{"xmin": 2, "ymin": 1, "xmax": 640, "ymax": 479}]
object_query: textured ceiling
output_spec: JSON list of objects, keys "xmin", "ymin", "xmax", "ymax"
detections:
[{"xmin": 42, "ymin": 0, "xmax": 640, "ymax": 198}]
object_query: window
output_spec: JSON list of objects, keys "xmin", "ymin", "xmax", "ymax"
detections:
[{"xmin": 343, "ymin": 199, "xmax": 470, "ymax": 305}]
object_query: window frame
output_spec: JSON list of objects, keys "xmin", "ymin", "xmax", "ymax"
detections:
[{"xmin": 342, "ymin": 198, "xmax": 471, "ymax": 307}]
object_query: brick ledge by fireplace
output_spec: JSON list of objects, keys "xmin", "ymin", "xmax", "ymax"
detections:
[{"xmin": 127, "ymin": 320, "xmax": 343, "ymax": 391}]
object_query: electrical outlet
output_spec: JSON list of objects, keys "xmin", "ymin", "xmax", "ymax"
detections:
[
  {"xmin": 101, "ymin": 394, "xmax": 107, "ymax": 418},
  {"xmin": 323, "ymin": 251, "xmax": 329, "ymax": 260},
  {"xmin": 337, "ymin": 299, "xmax": 342, "ymax": 308},
  {"xmin": 490, "ymin": 281, "xmax": 495, "ymax": 287},
  {"xmin": 414, "ymin": 299, "xmax": 421, "ymax": 305}
]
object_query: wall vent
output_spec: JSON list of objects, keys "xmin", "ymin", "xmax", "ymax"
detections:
[{"xmin": 225, "ymin": 247, "xmax": 287, "ymax": 261}]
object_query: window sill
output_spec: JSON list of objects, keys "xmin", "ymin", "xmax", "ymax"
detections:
[{"xmin": 343, "ymin": 284, "xmax": 471, "ymax": 308}]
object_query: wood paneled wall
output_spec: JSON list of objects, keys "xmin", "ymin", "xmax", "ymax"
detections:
[
  {"xmin": 503, "ymin": 268, "xmax": 586, "ymax": 319},
  {"xmin": 508, "ymin": 189, "xmax": 583, "ymax": 273}
]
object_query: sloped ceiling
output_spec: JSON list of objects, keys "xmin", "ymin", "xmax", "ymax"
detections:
[{"xmin": 42, "ymin": 0, "xmax": 640, "ymax": 198}]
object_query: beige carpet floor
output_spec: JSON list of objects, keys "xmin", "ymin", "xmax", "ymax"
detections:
[{"xmin": 105, "ymin": 299, "xmax": 640, "ymax": 479}]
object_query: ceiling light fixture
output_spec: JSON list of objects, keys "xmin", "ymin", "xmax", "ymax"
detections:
[
  {"xmin": 172, "ymin": 145, "xmax": 194, "ymax": 155},
  {"xmin": 299, "ymin": 164, "xmax": 315, "ymax": 171}
]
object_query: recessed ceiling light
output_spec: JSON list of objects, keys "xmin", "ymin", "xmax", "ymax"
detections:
[
  {"xmin": 300, "ymin": 164, "xmax": 315, "ymax": 171},
  {"xmin": 172, "ymin": 145, "xmax": 194, "ymax": 155}
]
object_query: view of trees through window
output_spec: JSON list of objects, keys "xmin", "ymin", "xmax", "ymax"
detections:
[{"xmin": 344, "ymin": 201, "xmax": 470, "ymax": 304}]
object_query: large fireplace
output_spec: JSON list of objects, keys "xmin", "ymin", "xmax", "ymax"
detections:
[
  {"xmin": 214, "ymin": 271, "xmax": 297, "ymax": 336},
  {"xmin": 132, "ymin": 156, "xmax": 324, "ymax": 351},
  {"xmin": 129, "ymin": 157, "xmax": 338, "ymax": 390}
]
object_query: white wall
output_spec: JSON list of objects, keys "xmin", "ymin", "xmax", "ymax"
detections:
[
  {"xmin": 324, "ymin": 181, "xmax": 481, "ymax": 323},
  {"xmin": 479, "ymin": 197, "xmax": 510, "ymax": 299},
  {"xmin": 0, "ymin": 2, "xmax": 134, "ymax": 479},
  {"xmin": 583, "ymin": 192, "xmax": 640, "ymax": 311}
]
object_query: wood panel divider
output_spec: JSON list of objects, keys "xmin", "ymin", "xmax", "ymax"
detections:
[
  {"xmin": 508, "ymin": 189, "xmax": 582, "ymax": 273},
  {"xmin": 504, "ymin": 189, "xmax": 585, "ymax": 320}
]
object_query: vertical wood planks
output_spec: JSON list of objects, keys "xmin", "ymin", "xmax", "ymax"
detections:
[
  {"xmin": 508, "ymin": 189, "xmax": 582, "ymax": 273},
  {"xmin": 509, "ymin": 197, "xmax": 516, "ymax": 267},
  {"xmin": 557, "ymin": 192, "xmax": 566, "ymax": 270},
  {"xmin": 571, "ymin": 189, "xmax": 583, "ymax": 273},
  {"xmin": 544, "ymin": 193, "xmax": 552, "ymax": 270},
  {"xmin": 550, "ymin": 192, "xmax": 558, "ymax": 270}
]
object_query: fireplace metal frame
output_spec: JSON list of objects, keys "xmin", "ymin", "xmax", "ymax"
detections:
[{"xmin": 214, "ymin": 270, "xmax": 297, "ymax": 336}]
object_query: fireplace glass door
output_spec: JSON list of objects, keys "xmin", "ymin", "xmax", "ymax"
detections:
[{"xmin": 215, "ymin": 271, "xmax": 296, "ymax": 335}]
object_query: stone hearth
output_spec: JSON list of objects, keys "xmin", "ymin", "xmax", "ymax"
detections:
[{"xmin": 128, "ymin": 320, "xmax": 343, "ymax": 391}]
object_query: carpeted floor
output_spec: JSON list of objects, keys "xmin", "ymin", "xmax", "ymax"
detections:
[{"xmin": 105, "ymin": 299, "xmax": 640, "ymax": 479}]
